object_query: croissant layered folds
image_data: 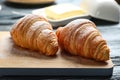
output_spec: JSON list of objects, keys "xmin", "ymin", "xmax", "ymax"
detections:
[
  {"xmin": 10, "ymin": 14, "xmax": 110, "ymax": 61},
  {"xmin": 10, "ymin": 14, "xmax": 58, "ymax": 56},
  {"xmin": 56, "ymin": 19, "xmax": 110, "ymax": 61}
]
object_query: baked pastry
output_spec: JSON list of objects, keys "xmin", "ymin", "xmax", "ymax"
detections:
[
  {"xmin": 10, "ymin": 14, "xmax": 58, "ymax": 56},
  {"xmin": 56, "ymin": 19, "xmax": 110, "ymax": 61}
]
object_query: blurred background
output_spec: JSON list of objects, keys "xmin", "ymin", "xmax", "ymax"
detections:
[
  {"xmin": 0, "ymin": 0, "xmax": 82, "ymax": 31},
  {"xmin": 0, "ymin": 0, "xmax": 120, "ymax": 80},
  {"xmin": 0, "ymin": 0, "xmax": 119, "ymax": 30}
]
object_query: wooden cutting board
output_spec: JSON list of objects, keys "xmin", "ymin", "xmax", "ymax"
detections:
[{"xmin": 0, "ymin": 31, "xmax": 113, "ymax": 77}]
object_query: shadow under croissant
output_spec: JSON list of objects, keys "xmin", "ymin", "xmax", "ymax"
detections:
[
  {"xmin": 1, "ymin": 36, "xmax": 108, "ymax": 66},
  {"xmin": 60, "ymin": 50, "xmax": 108, "ymax": 66},
  {"xmin": 5, "ymin": 37, "xmax": 57, "ymax": 59}
]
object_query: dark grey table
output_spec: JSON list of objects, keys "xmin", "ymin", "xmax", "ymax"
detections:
[{"xmin": 0, "ymin": 0, "xmax": 120, "ymax": 80}]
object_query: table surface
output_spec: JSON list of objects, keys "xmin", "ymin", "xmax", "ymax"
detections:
[{"xmin": 0, "ymin": 0, "xmax": 120, "ymax": 80}]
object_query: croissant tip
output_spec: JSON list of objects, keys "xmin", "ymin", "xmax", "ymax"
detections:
[
  {"xmin": 103, "ymin": 48, "xmax": 110, "ymax": 61},
  {"xmin": 97, "ymin": 49, "xmax": 110, "ymax": 62},
  {"xmin": 56, "ymin": 27, "xmax": 63, "ymax": 37}
]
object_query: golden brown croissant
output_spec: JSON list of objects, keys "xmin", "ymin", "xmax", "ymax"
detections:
[
  {"xmin": 56, "ymin": 19, "xmax": 110, "ymax": 61},
  {"xmin": 10, "ymin": 14, "xmax": 58, "ymax": 56}
]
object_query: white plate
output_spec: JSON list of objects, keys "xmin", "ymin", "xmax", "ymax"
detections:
[{"xmin": 32, "ymin": 8, "xmax": 90, "ymax": 27}]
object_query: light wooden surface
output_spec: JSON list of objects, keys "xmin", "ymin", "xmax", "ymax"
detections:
[{"xmin": 0, "ymin": 32, "xmax": 113, "ymax": 69}]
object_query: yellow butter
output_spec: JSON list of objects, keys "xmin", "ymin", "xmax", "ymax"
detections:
[{"xmin": 45, "ymin": 3, "xmax": 85, "ymax": 20}]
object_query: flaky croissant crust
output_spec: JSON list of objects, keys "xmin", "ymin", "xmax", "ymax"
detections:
[
  {"xmin": 56, "ymin": 19, "xmax": 110, "ymax": 61},
  {"xmin": 10, "ymin": 14, "xmax": 58, "ymax": 56}
]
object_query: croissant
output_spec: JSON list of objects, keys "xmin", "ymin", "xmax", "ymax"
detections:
[
  {"xmin": 10, "ymin": 14, "xmax": 58, "ymax": 56},
  {"xmin": 56, "ymin": 19, "xmax": 110, "ymax": 61}
]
